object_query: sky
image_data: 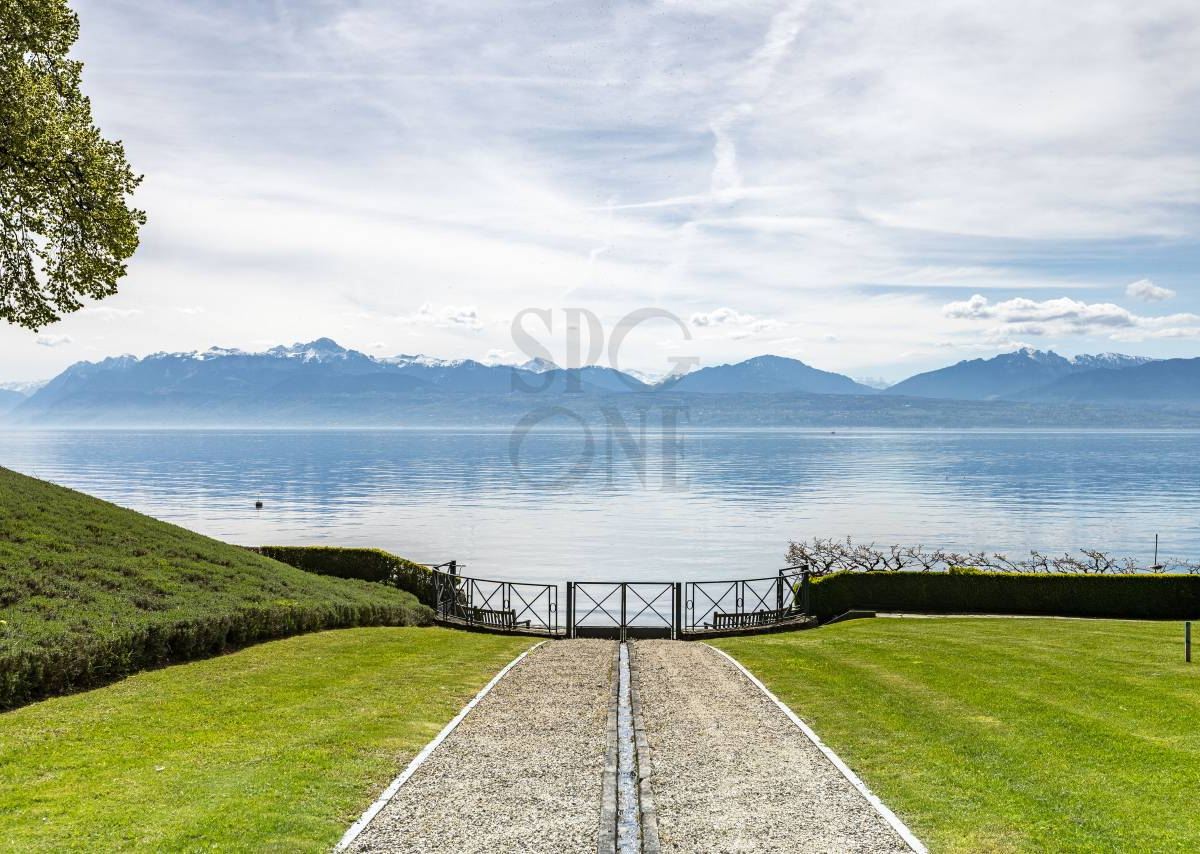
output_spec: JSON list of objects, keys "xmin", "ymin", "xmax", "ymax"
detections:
[{"xmin": 3, "ymin": 0, "xmax": 1200, "ymax": 384}]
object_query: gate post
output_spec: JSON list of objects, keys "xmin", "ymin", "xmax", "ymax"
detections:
[
  {"xmin": 566, "ymin": 582, "xmax": 575, "ymax": 639},
  {"xmin": 620, "ymin": 583, "xmax": 627, "ymax": 643},
  {"xmin": 801, "ymin": 572, "xmax": 812, "ymax": 616},
  {"xmin": 673, "ymin": 582, "xmax": 682, "ymax": 639}
]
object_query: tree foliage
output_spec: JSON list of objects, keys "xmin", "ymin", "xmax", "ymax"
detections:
[
  {"xmin": 787, "ymin": 536, "xmax": 1200, "ymax": 576},
  {"xmin": 0, "ymin": 0, "xmax": 144, "ymax": 330}
]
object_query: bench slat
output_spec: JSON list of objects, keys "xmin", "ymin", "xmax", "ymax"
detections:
[
  {"xmin": 708, "ymin": 606, "xmax": 795, "ymax": 629},
  {"xmin": 463, "ymin": 606, "xmax": 532, "ymax": 630}
]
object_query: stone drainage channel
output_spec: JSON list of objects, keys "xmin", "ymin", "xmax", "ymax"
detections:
[{"xmin": 601, "ymin": 643, "xmax": 660, "ymax": 854}]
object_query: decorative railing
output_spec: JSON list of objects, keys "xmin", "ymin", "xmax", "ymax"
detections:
[
  {"xmin": 427, "ymin": 563, "xmax": 813, "ymax": 638},
  {"xmin": 684, "ymin": 566, "xmax": 808, "ymax": 633},
  {"xmin": 430, "ymin": 565, "xmax": 559, "ymax": 636}
]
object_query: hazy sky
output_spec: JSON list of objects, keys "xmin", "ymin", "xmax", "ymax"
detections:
[{"xmin": 3, "ymin": 0, "xmax": 1199, "ymax": 383}]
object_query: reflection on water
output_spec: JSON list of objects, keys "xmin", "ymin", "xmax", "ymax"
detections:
[{"xmin": 1, "ymin": 429, "xmax": 1198, "ymax": 584}]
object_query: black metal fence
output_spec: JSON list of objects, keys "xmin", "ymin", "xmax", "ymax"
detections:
[
  {"xmin": 430, "ymin": 565, "xmax": 559, "ymax": 636},
  {"xmin": 428, "ymin": 563, "xmax": 812, "ymax": 638},
  {"xmin": 684, "ymin": 566, "xmax": 808, "ymax": 632}
]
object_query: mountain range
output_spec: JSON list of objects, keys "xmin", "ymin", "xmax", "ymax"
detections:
[
  {"xmin": 3, "ymin": 339, "xmax": 1198, "ymax": 427},
  {"xmin": 883, "ymin": 349, "xmax": 1158, "ymax": 401}
]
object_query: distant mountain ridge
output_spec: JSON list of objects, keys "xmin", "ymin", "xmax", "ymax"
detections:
[
  {"xmin": 4, "ymin": 339, "xmax": 1198, "ymax": 426},
  {"xmin": 1016, "ymin": 357, "xmax": 1200, "ymax": 403},
  {"xmin": 883, "ymin": 348, "xmax": 1156, "ymax": 401},
  {"xmin": 663, "ymin": 354, "xmax": 876, "ymax": 395}
]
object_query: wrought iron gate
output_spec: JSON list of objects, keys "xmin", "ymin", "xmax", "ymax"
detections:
[{"xmin": 566, "ymin": 581, "xmax": 680, "ymax": 640}]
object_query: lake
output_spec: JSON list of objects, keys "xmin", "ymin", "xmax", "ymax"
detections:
[{"xmin": 2, "ymin": 429, "xmax": 1198, "ymax": 584}]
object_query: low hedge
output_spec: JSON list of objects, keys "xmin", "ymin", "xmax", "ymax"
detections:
[
  {"xmin": 1, "ymin": 598, "xmax": 424, "ymax": 710},
  {"xmin": 809, "ymin": 571, "xmax": 1200, "ymax": 622},
  {"xmin": 256, "ymin": 546, "xmax": 437, "ymax": 607}
]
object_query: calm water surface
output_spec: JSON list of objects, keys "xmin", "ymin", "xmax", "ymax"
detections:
[{"xmin": 2, "ymin": 429, "xmax": 1198, "ymax": 584}]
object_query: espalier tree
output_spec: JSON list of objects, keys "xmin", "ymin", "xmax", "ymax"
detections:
[{"xmin": 0, "ymin": 0, "xmax": 144, "ymax": 330}]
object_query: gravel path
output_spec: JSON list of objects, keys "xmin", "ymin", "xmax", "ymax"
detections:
[
  {"xmin": 630, "ymin": 640, "xmax": 912, "ymax": 854},
  {"xmin": 348, "ymin": 639, "xmax": 615, "ymax": 854}
]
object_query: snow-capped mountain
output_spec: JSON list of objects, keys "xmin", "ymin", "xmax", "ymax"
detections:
[
  {"xmin": 1018, "ymin": 358, "xmax": 1200, "ymax": 403},
  {"xmin": 3, "ymin": 341, "xmax": 1195, "ymax": 426},
  {"xmin": 5, "ymin": 339, "xmax": 652, "ymax": 423},
  {"xmin": 378, "ymin": 353, "xmax": 468, "ymax": 369},
  {"xmin": 883, "ymin": 348, "xmax": 1158, "ymax": 401},
  {"xmin": 515, "ymin": 357, "xmax": 559, "ymax": 373},
  {"xmin": 1069, "ymin": 353, "xmax": 1157, "ymax": 371},
  {"xmin": 0, "ymin": 379, "xmax": 49, "ymax": 395}
]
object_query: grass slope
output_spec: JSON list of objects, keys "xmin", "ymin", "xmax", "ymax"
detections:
[
  {"xmin": 0, "ymin": 466, "xmax": 431, "ymax": 707},
  {"xmin": 0, "ymin": 627, "xmax": 533, "ymax": 852},
  {"xmin": 714, "ymin": 618, "xmax": 1200, "ymax": 853}
]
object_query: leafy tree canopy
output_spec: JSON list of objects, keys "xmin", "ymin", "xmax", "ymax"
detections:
[{"xmin": 1, "ymin": 0, "xmax": 144, "ymax": 330}]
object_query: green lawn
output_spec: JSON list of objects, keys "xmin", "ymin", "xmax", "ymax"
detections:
[
  {"xmin": 0, "ymin": 466, "xmax": 432, "ymax": 708},
  {"xmin": 714, "ymin": 618, "xmax": 1200, "ymax": 853},
  {"xmin": 0, "ymin": 627, "xmax": 532, "ymax": 853}
]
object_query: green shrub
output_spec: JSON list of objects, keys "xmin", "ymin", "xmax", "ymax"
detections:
[
  {"xmin": 948, "ymin": 565, "xmax": 983, "ymax": 575},
  {"xmin": 256, "ymin": 546, "xmax": 437, "ymax": 607},
  {"xmin": 0, "ymin": 468, "xmax": 434, "ymax": 710},
  {"xmin": 809, "ymin": 571, "xmax": 1200, "ymax": 621}
]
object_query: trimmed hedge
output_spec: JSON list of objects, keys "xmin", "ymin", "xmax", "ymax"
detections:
[
  {"xmin": 0, "ymin": 467, "xmax": 434, "ymax": 710},
  {"xmin": 257, "ymin": 546, "xmax": 437, "ymax": 607},
  {"xmin": 809, "ymin": 570, "xmax": 1200, "ymax": 622},
  {"xmin": 1, "ymin": 599, "xmax": 424, "ymax": 710}
]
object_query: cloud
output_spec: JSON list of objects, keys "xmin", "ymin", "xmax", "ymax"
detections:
[
  {"xmin": 396, "ymin": 303, "xmax": 483, "ymax": 331},
  {"xmin": 944, "ymin": 294, "xmax": 1200, "ymax": 340},
  {"xmin": 1126, "ymin": 279, "xmax": 1176, "ymax": 303},
  {"xmin": 484, "ymin": 348, "xmax": 515, "ymax": 364},
  {"xmin": 82, "ymin": 306, "xmax": 142, "ymax": 319},
  {"xmin": 690, "ymin": 307, "xmax": 781, "ymax": 340},
  {"xmin": 690, "ymin": 307, "xmax": 756, "ymax": 327},
  {"xmin": 36, "ymin": 334, "xmax": 73, "ymax": 348}
]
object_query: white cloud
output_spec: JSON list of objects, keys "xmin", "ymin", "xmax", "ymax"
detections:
[
  {"xmin": 484, "ymin": 348, "xmax": 515, "ymax": 364},
  {"xmin": 1126, "ymin": 279, "xmax": 1176, "ymax": 303},
  {"xmin": 689, "ymin": 307, "xmax": 781, "ymax": 340},
  {"xmin": 396, "ymin": 303, "xmax": 483, "ymax": 331},
  {"xmin": 35, "ymin": 334, "xmax": 73, "ymax": 348},
  {"xmin": 690, "ymin": 307, "xmax": 756, "ymax": 327},
  {"xmin": 944, "ymin": 294, "xmax": 1200, "ymax": 339},
  {"xmin": 82, "ymin": 306, "xmax": 142, "ymax": 319}
]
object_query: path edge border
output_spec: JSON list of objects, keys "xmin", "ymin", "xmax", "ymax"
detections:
[
  {"xmin": 625, "ymin": 643, "xmax": 661, "ymax": 854},
  {"xmin": 598, "ymin": 644, "xmax": 620, "ymax": 854},
  {"xmin": 332, "ymin": 640, "xmax": 548, "ymax": 853},
  {"xmin": 703, "ymin": 643, "xmax": 929, "ymax": 854}
]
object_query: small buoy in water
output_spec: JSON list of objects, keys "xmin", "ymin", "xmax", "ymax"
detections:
[{"xmin": 255, "ymin": 500, "xmax": 263, "ymax": 509}]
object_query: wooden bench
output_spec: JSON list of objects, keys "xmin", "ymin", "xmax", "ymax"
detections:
[
  {"xmin": 707, "ymin": 606, "xmax": 793, "ymax": 630},
  {"xmin": 463, "ymin": 606, "xmax": 531, "ymax": 630}
]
